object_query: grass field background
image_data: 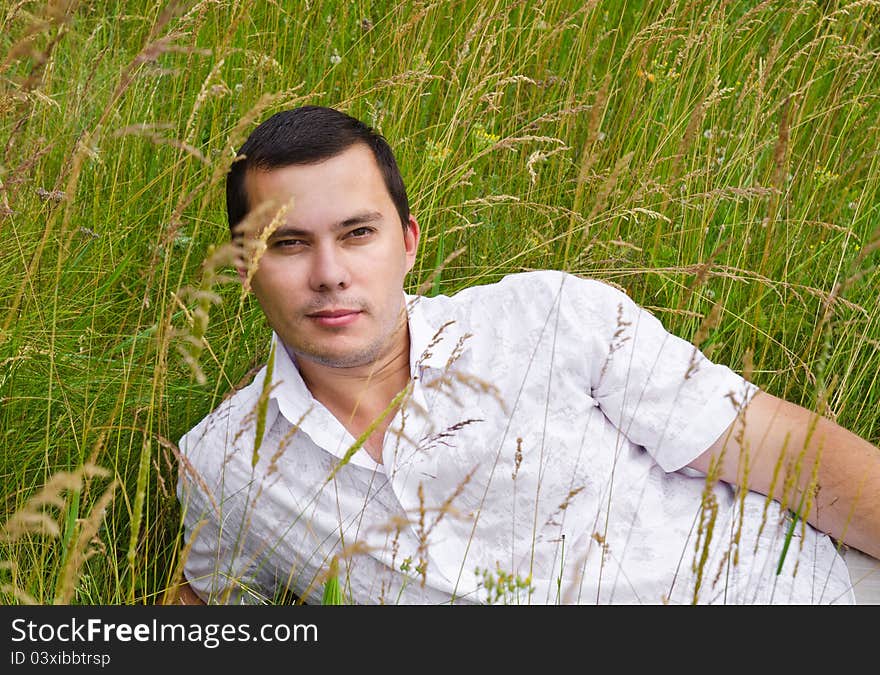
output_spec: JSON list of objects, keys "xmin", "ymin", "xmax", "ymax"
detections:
[{"xmin": 1, "ymin": 0, "xmax": 879, "ymax": 604}]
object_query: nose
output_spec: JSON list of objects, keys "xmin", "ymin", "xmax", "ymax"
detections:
[{"xmin": 308, "ymin": 244, "xmax": 351, "ymax": 292}]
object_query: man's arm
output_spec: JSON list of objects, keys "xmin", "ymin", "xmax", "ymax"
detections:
[{"xmin": 688, "ymin": 391, "xmax": 880, "ymax": 559}]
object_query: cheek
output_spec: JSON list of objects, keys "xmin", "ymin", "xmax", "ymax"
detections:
[
  {"xmin": 251, "ymin": 268, "xmax": 297, "ymax": 308},
  {"xmin": 377, "ymin": 260, "xmax": 407, "ymax": 294},
  {"xmin": 249, "ymin": 272, "xmax": 272, "ymax": 302},
  {"xmin": 253, "ymin": 260, "xmax": 300, "ymax": 290}
]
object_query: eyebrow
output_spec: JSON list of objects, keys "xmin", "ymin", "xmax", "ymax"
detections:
[
  {"xmin": 267, "ymin": 210, "xmax": 384, "ymax": 239},
  {"xmin": 338, "ymin": 210, "xmax": 384, "ymax": 228}
]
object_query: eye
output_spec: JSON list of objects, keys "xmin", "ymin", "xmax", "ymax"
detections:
[
  {"xmin": 347, "ymin": 226, "xmax": 375, "ymax": 239},
  {"xmin": 274, "ymin": 238, "xmax": 306, "ymax": 248}
]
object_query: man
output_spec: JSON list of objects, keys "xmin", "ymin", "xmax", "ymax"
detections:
[{"xmin": 175, "ymin": 106, "xmax": 879, "ymax": 605}]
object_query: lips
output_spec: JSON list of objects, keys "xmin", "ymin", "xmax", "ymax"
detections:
[{"xmin": 306, "ymin": 308, "xmax": 363, "ymax": 327}]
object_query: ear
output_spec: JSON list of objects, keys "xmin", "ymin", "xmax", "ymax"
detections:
[
  {"xmin": 238, "ymin": 269, "xmax": 250, "ymax": 293},
  {"xmin": 403, "ymin": 215, "xmax": 420, "ymax": 272}
]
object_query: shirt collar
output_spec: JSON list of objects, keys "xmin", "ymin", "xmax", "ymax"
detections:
[
  {"xmin": 404, "ymin": 293, "xmax": 470, "ymax": 374},
  {"xmin": 269, "ymin": 331, "xmax": 314, "ymax": 407}
]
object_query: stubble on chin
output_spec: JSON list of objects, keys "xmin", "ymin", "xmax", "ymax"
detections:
[
  {"xmin": 295, "ymin": 340, "xmax": 385, "ymax": 369},
  {"xmin": 289, "ymin": 305, "xmax": 409, "ymax": 371}
]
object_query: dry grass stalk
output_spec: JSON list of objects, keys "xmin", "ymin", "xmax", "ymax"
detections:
[
  {"xmin": 250, "ymin": 341, "xmax": 276, "ymax": 469},
  {"xmin": 184, "ymin": 56, "xmax": 227, "ymax": 144},
  {"xmin": 1, "ymin": 558, "xmax": 37, "ymax": 604},
  {"xmin": 415, "ymin": 247, "xmax": 466, "ymax": 295},
  {"xmin": 512, "ymin": 437, "xmax": 523, "ymax": 481},
  {"xmin": 1, "ymin": 463, "xmax": 112, "ymax": 604},
  {"xmin": 584, "ymin": 151, "xmax": 634, "ymax": 236},
  {"xmin": 677, "ymin": 239, "xmax": 730, "ymax": 313},
  {"xmin": 325, "ymin": 381, "xmax": 414, "ymax": 483},
  {"xmin": 568, "ymin": 75, "xmax": 609, "ymax": 234},
  {"xmin": 171, "ymin": 240, "xmax": 240, "ymax": 384},
  {"xmin": 111, "ymin": 123, "xmax": 208, "ymax": 164},
  {"xmin": 415, "ymin": 484, "xmax": 429, "ymax": 588},
  {"xmin": 159, "ymin": 518, "xmax": 207, "ymax": 605},
  {"xmin": 266, "ymin": 407, "xmax": 312, "ymax": 477},
  {"xmin": 53, "ymin": 478, "xmax": 118, "ymax": 604},
  {"xmin": 717, "ymin": 404, "xmax": 752, "ymax": 588},
  {"xmin": 160, "ymin": 435, "xmax": 219, "ymax": 518},
  {"xmin": 761, "ymin": 95, "xmax": 794, "ymax": 262},
  {"xmin": 1, "ymin": 464, "xmax": 109, "ymax": 542},
  {"xmin": 692, "ymin": 457, "xmax": 721, "ymax": 604},
  {"xmin": 685, "ymin": 302, "xmax": 723, "ymax": 379}
]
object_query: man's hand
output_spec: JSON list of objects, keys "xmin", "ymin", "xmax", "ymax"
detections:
[
  {"xmin": 689, "ymin": 391, "xmax": 880, "ymax": 559},
  {"xmin": 161, "ymin": 580, "xmax": 207, "ymax": 605}
]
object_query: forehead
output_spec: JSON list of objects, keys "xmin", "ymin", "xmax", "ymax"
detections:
[{"xmin": 243, "ymin": 143, "xmax": 390, "ymax": 213}]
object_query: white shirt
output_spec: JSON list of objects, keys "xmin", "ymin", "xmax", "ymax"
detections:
[{"xmin": 177, "ymin": 270, "xmax": 854, "ymax": 604}]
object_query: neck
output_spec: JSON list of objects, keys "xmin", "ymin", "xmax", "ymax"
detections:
[{"xmin": 293, "ymin": 326, "xmax": 412, "ymax": 429}]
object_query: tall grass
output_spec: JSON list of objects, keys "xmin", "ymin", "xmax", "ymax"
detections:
[{"xmin": 1, "ymin": 0, "xmax": 878, "ymax": 604}]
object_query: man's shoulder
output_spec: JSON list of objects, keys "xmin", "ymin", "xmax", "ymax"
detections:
[
  {"xmin": 178, "ymin": 364, "xmax": 270, "ymax": 462},
  {"xmin": 407, "ymin": 271, "xmax": 634, "ymax": 360},
  {"xmin": 420, "ymin": 269, "xmax": 628, "ymax": 315}
]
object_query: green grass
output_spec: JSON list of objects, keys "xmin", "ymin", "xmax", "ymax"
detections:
[{"xmin": 1, "ymin": 0, "xmax": 878, "ymax": 604}]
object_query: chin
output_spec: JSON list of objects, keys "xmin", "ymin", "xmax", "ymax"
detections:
[
  {"xmin": 300, "ymin": 344, "xmax": 384, "ymax": 369},
  {"xmin": 314, "ymin": 354, "xmax": 379, "ymax": 369}
]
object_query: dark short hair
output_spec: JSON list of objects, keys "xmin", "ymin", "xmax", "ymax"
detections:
[{"xmin": 226, "ymin": 106, "xmax": 410, "ymax": 234}]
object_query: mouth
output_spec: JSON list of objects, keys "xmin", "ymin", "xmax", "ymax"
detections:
[{"xmin": 306, "ymin": 308, "xmax": 363, "ymax": 328}]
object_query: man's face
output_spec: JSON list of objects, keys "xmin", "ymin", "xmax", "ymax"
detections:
[{"xmin": 242, "ymin": 143, "xmax": 419, "ymax": 370}]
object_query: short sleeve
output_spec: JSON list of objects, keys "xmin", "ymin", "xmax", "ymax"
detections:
[{"xmin": 562, "ymin": 274, "xmax": 759, "ymax": 472}]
